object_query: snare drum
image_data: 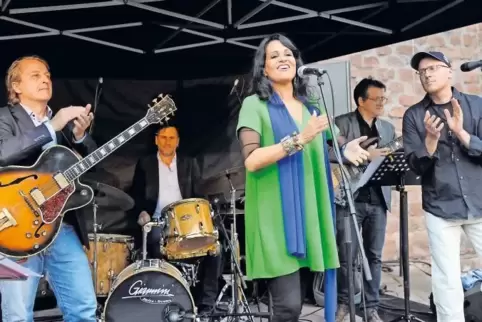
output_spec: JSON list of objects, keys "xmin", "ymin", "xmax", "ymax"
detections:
[
  {"xmin": 102, "ymin": 259, "xmax": 195, "ymax": 322},
  {"xmin": 161, "ymin": 198, "xmax": 219, "ymax": 260},
  {"xmin": 86, "ymin": 233, "xmax": 134, "ymax": 296}
]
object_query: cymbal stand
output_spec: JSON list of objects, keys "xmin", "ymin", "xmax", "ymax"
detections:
[
  {"xmin": 91, "ymin": 200, "xmax": 104, "ymax": 319},
  {"xmin": 214, "ymin": 213, "xmax": 255, "ymax": 322},
  {"xmin": 222, "ymin": 173, "xmax": 253, "ymax": 322},
  {"xmin": 92, "ymin": 200, "xmax": 102, "ymax": 293}
]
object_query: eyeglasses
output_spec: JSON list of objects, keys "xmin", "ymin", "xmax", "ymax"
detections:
[
  {"xmin": 367, "ymin": 97, "xmax": 388, "ymax": 104},
  {"xmin": 416, "ymin": 65, "xmax": 449, "ymax": 76}
]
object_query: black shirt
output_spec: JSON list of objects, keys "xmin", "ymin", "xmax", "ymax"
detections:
[
  {"xmin": 403, "ymin": 87, "xmax": 482, "ymax": 220},
  {"xmin": 355, "ymin": 109, "xmax": 384, "ymax": 205}
]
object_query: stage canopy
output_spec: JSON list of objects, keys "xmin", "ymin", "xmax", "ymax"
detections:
[{"xmin": 0, "ymin": 0, "xmax": 480, "ymax": 79}]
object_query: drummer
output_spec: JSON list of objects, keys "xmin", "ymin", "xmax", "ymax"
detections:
[{"xmin": 129, "ymin": 125, "xmax": 223, "ymax": 316}]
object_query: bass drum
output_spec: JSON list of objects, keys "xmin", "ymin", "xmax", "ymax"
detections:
[{"xmin": 102, "ymin": 259, "xmax": 196, "ymax": 322}]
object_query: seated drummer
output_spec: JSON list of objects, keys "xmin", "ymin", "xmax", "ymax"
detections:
[{"xmin": 129, "ymin": 125, "xmax": 223, "ymax": 316}]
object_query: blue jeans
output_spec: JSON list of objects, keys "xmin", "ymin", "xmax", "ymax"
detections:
[{"xmin": 0, "ymin": 224, "xmax": 97, "ymax": 322}]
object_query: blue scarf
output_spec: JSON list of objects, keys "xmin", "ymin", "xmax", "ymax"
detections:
[{"xmin": 267, "ymin": 93, "xmax": 337, "ymax": 322}]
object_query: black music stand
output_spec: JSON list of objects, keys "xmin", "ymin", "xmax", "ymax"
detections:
[{"xmin": 359, "ymin": 152, "xmax": 423, "ymax": 322}]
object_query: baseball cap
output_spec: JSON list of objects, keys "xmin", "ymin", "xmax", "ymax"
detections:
[{"xmin": 410, "ymin": 51, "xmax": 451, "ymax": 70}]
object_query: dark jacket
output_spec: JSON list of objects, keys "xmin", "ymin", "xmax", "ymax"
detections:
[
  {"xmin": 129, "ymin": 153, "xmax": 202, "ymax": 217},
  {"xmin": 128, "ymin": 153, "xmax": 202, "ymax": 246},
  {"xmin": 335, "ymin": 111, "xmax": 397, "ymax": 211}
]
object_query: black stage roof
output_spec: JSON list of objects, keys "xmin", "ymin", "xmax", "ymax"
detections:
[{"xmin": 0, "ymin": 0, "xmax": 480, "ymax": 79}]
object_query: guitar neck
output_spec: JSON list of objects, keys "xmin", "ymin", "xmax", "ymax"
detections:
[
  {"xmin": 382, "ymin": 136, "xmax": 403, "ymax": 153},
  {"xmin": 63, "ymin": 117, "xmax": 150, "ymax": 182}
]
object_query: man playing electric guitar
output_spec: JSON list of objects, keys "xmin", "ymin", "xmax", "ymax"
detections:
[
  {"xmin": 334, "ymin": 77, "xmax": 396, "ymax": 322},
  {"xmin": 0, "ymin": 56, "xmax": 98, "ymax": 321}
]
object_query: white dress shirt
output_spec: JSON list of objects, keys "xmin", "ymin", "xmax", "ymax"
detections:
[{"xmin": 153, "ymin": 153, "xmax": 183, "ymax": 219}]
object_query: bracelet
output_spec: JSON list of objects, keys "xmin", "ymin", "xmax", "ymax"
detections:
[
  {"xmin": 281, "ymin": 132, "xmax": 304, "ymax": 156},
  {"xmin": 293, "ymin": 134, "xmax": 304, "ymax": 151}
]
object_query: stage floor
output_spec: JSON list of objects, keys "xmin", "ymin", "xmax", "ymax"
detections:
[{"xmin": 30, "ymin": 259, "xmax": 443, "ymax": 322}]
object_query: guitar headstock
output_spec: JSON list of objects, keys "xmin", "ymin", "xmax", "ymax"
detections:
[{"xmin": 146, "ymin": 94, "xmax": 177, "ymax": 124}]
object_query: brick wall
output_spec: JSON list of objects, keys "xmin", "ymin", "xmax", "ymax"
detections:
[{"xmin": 319, "ymin": 23, "xmax": 482, "ymax": 261}]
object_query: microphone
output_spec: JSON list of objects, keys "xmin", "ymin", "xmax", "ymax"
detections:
[
  {"xmin": 460, "ymin": 60, "xmax": 482, "ymax": 72},
  {"xmin": 297, "ymin": 66, "xmax": 327, "ymax": 77},
  {"xmin": 229, "ymin": 79, "xmax": 239, "ymax": 95},
  {"xmin": 167, "ymin": 310, "xmax": 196, "ymax": 322},
  {"xmin": 229, "ymin": 78, "xmax": 243, "ymax": 106},
  {"xmin": 165, "ymin": 303, "xmax": 197, "ymax": 322},
  {"xmin": 90, "ymin": 77, "xmax": 103, "ymax": 135}
]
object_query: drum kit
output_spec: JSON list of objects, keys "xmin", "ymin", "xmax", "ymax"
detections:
[{"xmin": 48, "ymin": 166, "xmax": 270, "ymax": 322}]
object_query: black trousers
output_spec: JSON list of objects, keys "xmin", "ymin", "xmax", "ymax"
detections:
[
  {"xmin": 265, "ymin": 268, "xmax": 311, "ymax": 322},
  {"xmin": 147, "ymin": 225, "xmax": 223, "ymax": 310}
]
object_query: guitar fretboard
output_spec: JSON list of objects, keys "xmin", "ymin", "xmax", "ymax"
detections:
[
  {"xmin": 63, "ymin": 117, "xmax": 150, "ymax": 182},
  {"xmin": 383, "ymin": 136, "xmax": 403, "ymax": 153}
]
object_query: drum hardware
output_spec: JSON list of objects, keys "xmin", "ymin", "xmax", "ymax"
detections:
[
  {"xmin": 226, "ymin": 169, "xmax": 249, "ymax": 322},
  {"xmin": 92, "ymin": 199, "xmax": 101, "ymax": 296},
  {"xmin": 142, "ymin": 220, "xmax": 164, "ymax": 260},
  {"xmin": 206, "ymin": 167, "xmax": 271, "ymax": 322},
  {"xmin": 171, "ymin": 261, "xmax": 200, "ymax": 287},
  {"xmin": 212, "ymin": 196, "xmax": 251, "ymax": 322}
]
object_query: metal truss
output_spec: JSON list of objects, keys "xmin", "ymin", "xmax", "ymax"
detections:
[
  {"xmin": 0, "ymin": 0, "xmax": 464, "ymax": 54},
  {"xmin": 401, "ymin": 0, "xmax": 464, "ymax": 32}
]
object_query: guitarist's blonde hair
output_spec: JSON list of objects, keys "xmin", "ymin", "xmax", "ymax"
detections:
[{"xmin": 5, "ymin": 55, "xmax": 49, "ymax": 106}]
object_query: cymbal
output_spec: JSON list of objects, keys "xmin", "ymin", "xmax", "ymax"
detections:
[
  {"xmin": 83, "ymin": 179, "xmax": 135, "ymax": 212},
  {"xmin": 201, "ymin": 166, "xmax": 246, "ymax": 196}
]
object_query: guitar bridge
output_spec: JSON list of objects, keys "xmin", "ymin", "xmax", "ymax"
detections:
[{"xmin": 0, "ymin": 208, "xmax": 17, "ymax": 232}]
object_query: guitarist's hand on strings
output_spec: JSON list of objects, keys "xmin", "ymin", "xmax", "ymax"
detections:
[
  {"xmin": 343, "ymin": 136, "xmax": 370, "ymax": 166},
  {"xmin": 298, "ymin": 111, "xmax": 329, "ymax": 145},
  {"xmin": 367, "ymin": 143, "xmax": 391, "ymax": 161}
]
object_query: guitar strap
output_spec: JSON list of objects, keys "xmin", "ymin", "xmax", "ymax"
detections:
[{"xmin": 59, "ymin": 126, "xmax": 82, "ymax": 157}]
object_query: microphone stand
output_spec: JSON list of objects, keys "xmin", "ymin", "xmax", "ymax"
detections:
[
  {"xmin": 315, "ymin": 73, "xmax": 372, "ymax": 322},
  {"xmin": 89, "ymin": 77, "xmax": 103, "ymax": 135}
]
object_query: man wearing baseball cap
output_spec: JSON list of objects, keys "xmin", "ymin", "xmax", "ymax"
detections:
[{"xmin": 403, "ymin": 51, "xmax": 482, "ymax": 321}]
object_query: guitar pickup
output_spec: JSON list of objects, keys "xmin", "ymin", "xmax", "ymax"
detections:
[
  {"xmin": 53, "ymin": 173, "xmax": 69, "ymax": 189},
  {"xmin": 30, "ymin": 188, "xmax": 46, "ymax": 206},
  {"xmin": 0, "ymin": 208, "xmax": 17, "ymax": 232}
]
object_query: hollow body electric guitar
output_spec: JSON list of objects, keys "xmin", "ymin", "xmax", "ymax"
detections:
[
  {"xmin": 0, "ymin": 94, "xmax": 176, "ymax": 258},
  {"xmin": 331, "ymin": 136, "xmax": 403, "ymax": 207}
]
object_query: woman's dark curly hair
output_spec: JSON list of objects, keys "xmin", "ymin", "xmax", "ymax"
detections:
[{"xmin": 249, "ymin": 33, "xmax": 310, "ymax": 101}]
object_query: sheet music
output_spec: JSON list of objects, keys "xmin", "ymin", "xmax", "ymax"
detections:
[
  {"xmin": 0, "ymin": 255, "xmax": 42, "ymax": 280},
  {"xmin": 354, "ymin": 155, "xmax": 386, "ymax": 191}
]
